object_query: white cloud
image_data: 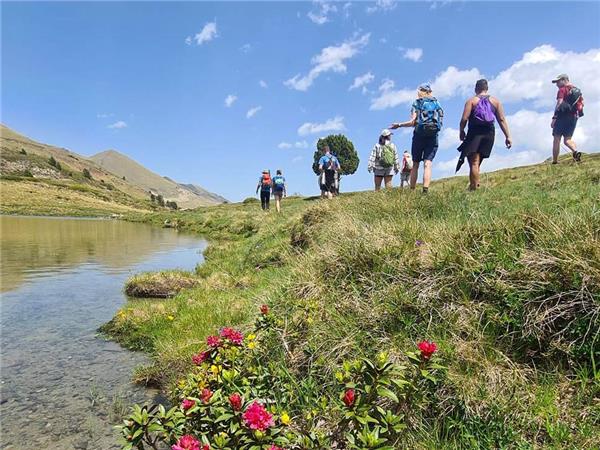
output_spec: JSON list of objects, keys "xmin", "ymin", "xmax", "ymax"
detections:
[
  {"xmin": 246, "ymin": 106, "xmax": 262, "ymax": 119},
  {"xmin": 278, "ymin": 140, "xmax": 309, "ymax": 150},
  {"xmin": 186, "ymin": 22, "xmax": 218, "ymax": 46},
  {"xmin": 370, "ymin": 66, "xmax": 482, "ymax": 110},
  {"xmin": 224, "ymin": 94, "xmax": 237, "ymax": 108},
  {"xmin": 489, "ymin": 45, "xmax": 600, "ymax": 108},
  {"xmin": 307, "ymin": 1, "xmax": 338, "ymax": 24},
  {"xmin": 97, "ymin": 113, "xmax": 114, "ymax": 119},
  {"xmin": 402, "ymin": 47, "xmax": 423, "ymax": 62},
  {"xmin": 366, "ymin": 0, "xmax": 397, "ymax": 14},
  {"xmin": 298, "ymin": 116, "xmax": 345, "ymax": 136},
  {"xmin": 285, "ymin": 33, "xmax": 370, "ymax": 91},
  {"xmin": 349, "ymin": 71, "xmax": 375, "ymax": 91},
  {"xmin": 438, "ymin": 127, "xmax": 460, "ymax": 150},
  {"xmin": 240, "ymin": 43, "xmax": 252, "ymax": 53},
  {"xmin": 259, "ymin": 80, "xmax": 268, "ymax": 88},
  {"xmin": 107, "ymin": 121, "xmax": 127, "ymax": 129}
]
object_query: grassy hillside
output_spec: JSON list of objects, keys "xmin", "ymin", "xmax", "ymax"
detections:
[
  {"xmin": 90, "ymin": 150, "xmax": 225, "ymax": 208},
  {"xmin": 0, "ymin": 124, "xmax": 224, "ymax": 216},
  {"xmin": 105, "ymin": 155, "xmax": 599, "ymax": 448}
]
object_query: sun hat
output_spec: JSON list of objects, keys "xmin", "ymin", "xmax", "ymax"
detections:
[
  {"xmin": 418, "ymin": 83, "xmax": 432, "ymax": 92},
  {"xmin": 551, "ymin": 73, "xmax": 569, "ymax": 83},
  {"xmin": 381, "ymin": 129, "xmax": 393, "ymax": 137}
]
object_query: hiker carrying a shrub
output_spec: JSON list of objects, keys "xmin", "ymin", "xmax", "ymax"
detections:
[
  {"xmin": 551, "ymin": 73, "xmax": 584, "ymax": 163},
  {"xmin": 256, "ymin": 169, "xmax": 272, "ymax": 211},
  {"xmin": 367, "ymin": 129, "xmax": 400, "ymax": 191},
  {"xmin": 400, "ymin": 151, "xmax": 413, "ymax": 188},
  {"xmin": 390, "ymin": 84, "xmax": 443, "ymax": 194},
  {"xmin": 318, "ymin": 144, "xmax": 340, "ymax": 200},
  {"xmin": 272, "ymin": 169, "xmax": 287, "ymax": 213},
  {"xmin": 457, "ymin": 79, "xmax": 512, "ymax": 190}
]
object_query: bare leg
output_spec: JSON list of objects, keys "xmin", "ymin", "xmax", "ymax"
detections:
[
  {"xmin": 410, "ymin": 162, "xmax": 420, "ymax": 189},
  {"xmin": 374, "ymin": 175, "xmax": 383, "ymax": 191},
  {"xmin": 552, "ymin": 135, "xmax": 561, "ymax": 163},
  {"xmin": 383, "ymin": 175, "xmax": 393, "ymax": 189},
  {"xmin": 564, "ymin": 136, "xmax": 577, "ymax": 153},
  {"xmin": 423, "ymin": 160, "xmax": 433, "ymax": 189},
  {"xmin": 468, "ymin": 153, "xmax": 481, "ymax": 190},
  {"xmin": 275, "ymin": 196, "xmax": 281, "ymax": 213}
]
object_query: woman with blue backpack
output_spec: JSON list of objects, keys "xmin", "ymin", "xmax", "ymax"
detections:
[
  {"xmin": 272, "ymin": 169, "xmax": 287, "ymax": 213},
  {"xmin": 457, "ymin": 79, "xmax": 512, "ymax": 190},
  {"xmin": 390, "ymin": 84, "xmax": 443, "ymax": 194}
]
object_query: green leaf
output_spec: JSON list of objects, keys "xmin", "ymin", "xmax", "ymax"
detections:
[{"xmin": 377, "ymin": 386, "xmax": 399, "ymax": 403}]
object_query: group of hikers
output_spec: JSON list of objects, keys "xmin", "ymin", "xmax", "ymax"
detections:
[{"xmin": 256, "ymin": 73, "xmax": 585, "ymax": 209}]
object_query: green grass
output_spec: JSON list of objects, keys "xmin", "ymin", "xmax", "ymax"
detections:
[{"xmin": 104, "ymin": 154, "xmax": 600, "ymax": 448}]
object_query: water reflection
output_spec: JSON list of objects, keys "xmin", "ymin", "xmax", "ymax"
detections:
[{"xmin": 0, "ymin": 216, "xmax": 206, "ymax": 449}]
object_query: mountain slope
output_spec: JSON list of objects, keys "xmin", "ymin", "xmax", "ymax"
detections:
[
  {"xmin": 90, "ymin": 150, "xmax": 224, "ymax": 208},
  {"xmin": 0, "ymin": 124, "xmax": 225, "ymax": 215}
]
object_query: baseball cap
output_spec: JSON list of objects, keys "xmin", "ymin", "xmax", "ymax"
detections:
[
  {"xmin": 381, "ymin": 129, "xmax": 393, "ymax": 137},
  {"xmin": 552, "ymin": 73, "xmax": 569, "ymax": 83},
  {"xmin": 418, "ymin": 83, "xmax": 432, "ymax": 92}
]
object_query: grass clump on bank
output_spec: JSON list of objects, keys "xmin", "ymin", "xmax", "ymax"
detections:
[
  {"xmin": 108, "ymin": 155, "xmax": 599, "ymax": 449},
  {"xmin": 125, "ymin": 270, "xmax": 200, "ymax": 298}
]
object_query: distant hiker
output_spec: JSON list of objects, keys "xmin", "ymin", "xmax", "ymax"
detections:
[
  {"xmin": 551, "ymin": 74, "xmax": 584, "ymax": 163},
  {"xmin": 400, "ymin": 151, "xmax": 413, "ymax": 188},
  {"xmin": 457, "ymin": 79, "xmax": 512, "ymax": 190},
  {"xmin": 256, "ymin": 169, "xmax": 272, "ymax": 210},
  {"xmin": 318, "ymin": 145, "xmax": 340, "ymax": 199},
  {"xmin": 272, "ymin": 169, "xmax": 287, "ymax": 213},
  {"xmin": 367, "ymin": 129, "xmax": 400, "ymax": 191},
  {"xmin": 390, "ymin": 84, "xmax": 443, "ymax": 194}
]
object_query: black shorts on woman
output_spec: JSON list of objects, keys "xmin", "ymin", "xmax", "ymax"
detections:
[{"xmin": 462, "ymin": 122, "xmax": 495, "ymax": 160}]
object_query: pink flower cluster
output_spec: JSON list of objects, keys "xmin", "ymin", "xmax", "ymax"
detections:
[
  {"xmin": 229, "ymin": 393, "xmax": 243, "ymax": 411},
  {"xmin": 206, "ymin": 335, "xmax": 221, "ymax": 348},
  {"xmin": 181, "ymin": 399, "xmax": 195, "ymax": 411},
  {"xmin": 192, "ymin": 351, "xmax": 209, "ymax": 366},
  {"xmin": 242, "ymin": 401, "xmax": 274, "ymax": 431},
  {"xmin": 418, "ymin": 340, "xmax": 438, "ymax": 360},
  {"xmin": 172, "ymin": 435, "xmax": 209, "ymax": 450},
  {"xmin": 200, "ymin": 388, "xmax": 213, "ymax": 404},
  {"xmin": 220, "ymin": 327, "xmax": 244, "ymax": 345}
]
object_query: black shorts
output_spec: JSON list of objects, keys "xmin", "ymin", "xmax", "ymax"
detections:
[
  {"xmin": 411, "ymin": 132, "xmax": 438, "ymax": 163},
  {"xmin": 463, "ymin": 129, "xmax": 495, "ymax": 159},
  {"xmin": 553, "ymin": 115, "xmax": 577, "ymax": 138},
  {"xmin": 320, "ymin": 170, "xmax": 336, "ymax": 192}
]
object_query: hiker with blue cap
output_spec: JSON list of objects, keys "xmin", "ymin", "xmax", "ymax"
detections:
[
  {"xmin": 390, "ymin": 83, "xmax": 443, "ymax": 194},
  {"xmin": 456, "ymin": 79, "xmax": 512, "ymax": 190}
]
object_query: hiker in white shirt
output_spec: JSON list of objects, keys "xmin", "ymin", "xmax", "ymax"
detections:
[{"xmin": 367, "ymin": 129, "xmax": 400, "ymax": 191}]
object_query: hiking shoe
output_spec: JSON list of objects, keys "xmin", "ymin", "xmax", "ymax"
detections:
[
  {"xmin": 422, "ymin": 187, "xmax": 429, "ymax": 194},
  {"xmin": 573, "ymin": 151, "xmax": 582, "ymax": 162}
]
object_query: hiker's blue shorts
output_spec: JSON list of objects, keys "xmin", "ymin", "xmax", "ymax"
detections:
[
  {"xmin": 411, "ymin": 132, "xmax": 438, "ymax": 163},
  {"xmin": 553, "ymin": 115, "xmax": 577, "ymax": 138}
]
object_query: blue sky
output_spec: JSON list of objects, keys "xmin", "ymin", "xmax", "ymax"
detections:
[{"xmin": 3, "ymin": 1, "xmax": 600, "ymax": 201}]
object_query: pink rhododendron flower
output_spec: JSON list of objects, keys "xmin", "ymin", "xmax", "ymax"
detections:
[
  {"xmin": 206, "ymin": 335, "xmax": 221, "ymax": 348},
  {"xmin": 220, "ymin": 327, "xmax": 244, "ymax": 345},
  {"xmin": 260, "ymin": 304, "xmax": 269, "ymax": 315},
  {"xmin": 268, "ymin": 446, "xmax": 283, "ymax": 450},
  {"xmin": 242, "ymin": 401, "xmax": 275, "ymax": 431},
  {"xmin": 200, "ymin": 388, "xmax": 213, "ymax": 403},
  {"xmin": 418, "ymin": 340, "xmax": 437, "ymax": 360},
  {"xmin": 229, "ymin": 393, "xmax": 242, "ymax": 411},
  {"xmin": 192, "ymin": 351, "xmax": 209, "ymax": 366},
  {"xmin": 172, "ymin": 435, "xmax": 203, "ymax": 450},
  {"xmin": 343, "ymin": 389, "xmax": 355, "ymax": 407},
  {"xmin": 181, "ymin": 399, "xmax": 195, "ymax": 411}
]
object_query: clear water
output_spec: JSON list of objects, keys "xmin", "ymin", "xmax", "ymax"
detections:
[{"xmin": 0, "ymin": 216, "xmax": 206, "ymax": 450}]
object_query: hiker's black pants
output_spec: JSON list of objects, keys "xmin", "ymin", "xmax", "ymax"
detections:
[{"xmin": 260, "ymin": 191, "xmax": 270, "ymax": 210}]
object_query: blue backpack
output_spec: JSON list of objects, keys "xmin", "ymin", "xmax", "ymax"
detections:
[
  {"xmin": 273, "ymin": 175, "xmax": 285, "ymax": 191},
  {"xmin": 415, "ymin": 97, "xmax": 443, "ymax": 136}
]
